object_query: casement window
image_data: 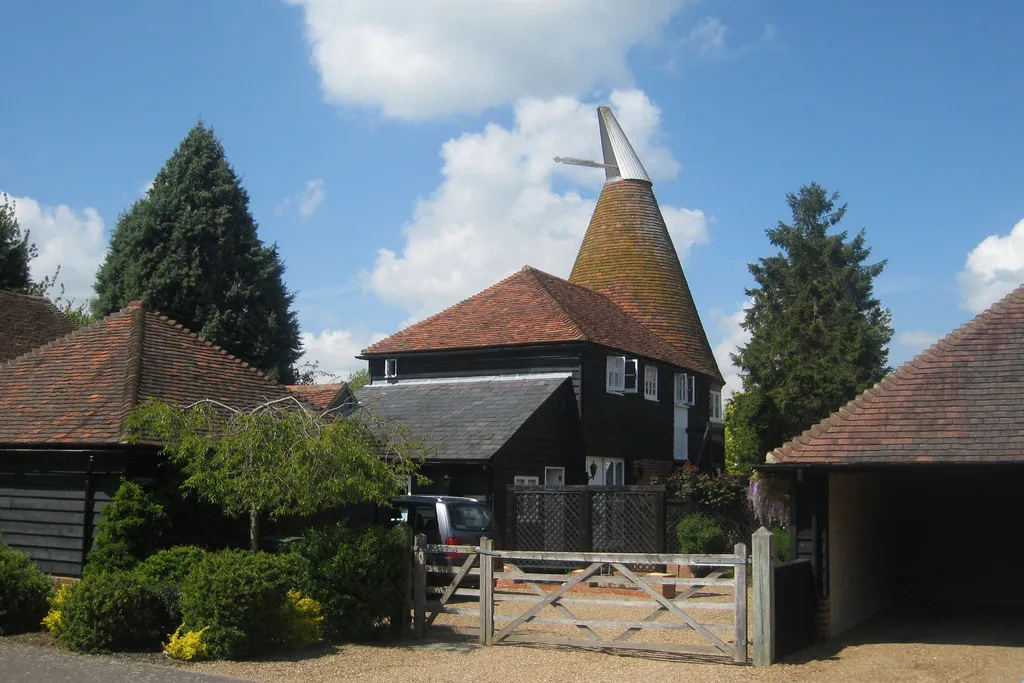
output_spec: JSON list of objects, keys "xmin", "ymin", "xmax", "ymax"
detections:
[
  {"xmin": 674, "ymin": 373, "xmax": 696, "ymax": 405},
  {"xmin": 514, "ymin": 475, "xmax": 540, "ymax": 486},
  {"xmin": 586, "ymin": 457, "xmax": 625, "ymax": 485},
  {"xmin": 710, "ymin": 389, "xmax": 723, "ymax": 422},
  {"xmin": 606, "ymin": 356, "xmax": 638, "ymax": 393},
  {"xmin": 644, "ymin": 365, "xmax": 658, "ymax": 401},
  {"xmin": 384, "ymin": 358, "xmax": 398, "ymax": 378},
  {"xmin": 544, "ymin": 467, "xmax": 565, "ymax": 486}
]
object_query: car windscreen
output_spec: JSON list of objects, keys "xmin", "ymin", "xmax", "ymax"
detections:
[{"xmin": 447, "ymin": 503, "xmax": 498, "ymax": 532}]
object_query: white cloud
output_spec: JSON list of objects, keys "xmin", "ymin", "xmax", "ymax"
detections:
[
  {"xmin": 300, "ymin": 327, "xmax": 386, "ymax": 378},
  {"xmin": 364, "ymin": 90, "xmax": 707, "ymax": 323},
  {"xmin": 711, "ymin": 300, "xmax": 752, "ymax": 401},
  {"xmin": 140, "ymin": 179, "xmax": 154, "ymax": 196},
  {"xmin": 276, "ymin": 178, "xmax": 327, "ymax": 220},
  {"xmin": 2, "ymin": 191, "xmax": 106, "ymax": 304},
  {"xmin": 958, "ymin": 218, "xmax": 1024, "ymax": 313},
  {"xmin": 896, "ymin": 330, "xmax": 941, "ymax": 356},
  {"xmin": 285, "ymin": 0, "xmax": 684, "ymax": 119}
]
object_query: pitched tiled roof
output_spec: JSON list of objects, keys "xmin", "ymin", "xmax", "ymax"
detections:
[
  {"xmin": 286, "ymin": 383, "xmax": 350, "ymax": 411},
  {"xmin": 0, "ymin": 301, "xmax": 291, "ymax": 446},
  {"xmin": 354, "ymin": 375, "xmax": 572, "ymax": 461},
  {"xmin": 363, "ymin": 266, "xmax": 693, "ymax": 370},
  {"xmin": 768, "ymin": 284, "xmax": 1024, "ymax": 466},
  {"xmin": 0, "ymin": 291, "xmax": 77, "ymax": 363},
  {"xmin": 568, "ymin": 179, "xmax": 722, "ymax": 383}
]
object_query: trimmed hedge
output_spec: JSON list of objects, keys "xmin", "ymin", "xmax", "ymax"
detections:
[
  {"xmin": 180, "ymin": 549, "xmax": 301, "ymax": 659},
  {"xmin": 676, "ymin": 513, "xmax": 729, "ymax": 555},
  {"xmin": 0, "ymin": 542, "xmax": 51, "ymax": 635},
  {"xmin": 59, "ymin": 570, "xmax": 173, "ymax": 652},
  {"xmin": 134, "ymin": 546, "xmax": 206, "ymax": 585},
  {"xmin": 293, "ymin": 523, "xmax": 406, "ymax": 641}
]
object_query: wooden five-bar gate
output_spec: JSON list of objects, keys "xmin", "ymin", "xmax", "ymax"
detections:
[{"xmin": 411, "ymin": 534, "xmax": 751, "ymax": 663}]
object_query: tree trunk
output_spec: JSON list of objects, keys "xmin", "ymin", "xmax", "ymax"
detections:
[{"xmin": 249, "ymin": 509, "xmax": 260, "ymax": 551}]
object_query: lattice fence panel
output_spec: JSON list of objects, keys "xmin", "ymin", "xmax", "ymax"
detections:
[
  {"xmin": 512, "ymin": 490, "xmax": 583, "ymax": 551},
  {"xmin": 664, "ymin": 498, "xmax": 693, "ymax": 553},
  {"xmin": 591, "ymin": 491, "xmax": 658, "ymax": 553}
]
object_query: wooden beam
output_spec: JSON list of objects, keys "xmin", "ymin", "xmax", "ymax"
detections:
[
  {"xmin": 753, "ymin": 527, "xmax": 775, "ymax": 666},
  {"xmin": 733, "ymin": 542, "xmax": 748, "ymax": 664}
]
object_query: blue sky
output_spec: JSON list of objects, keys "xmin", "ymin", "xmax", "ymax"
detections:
[{"xmin": 3, "ymin": 1, "xmax": 1023, "ymax": 394}]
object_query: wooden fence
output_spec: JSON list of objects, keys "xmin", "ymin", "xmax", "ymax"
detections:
[{"xmin": 412, "ymin": 534, "xmax": 751, "ymax": 662}]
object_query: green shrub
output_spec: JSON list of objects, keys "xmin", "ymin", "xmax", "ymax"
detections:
[
  {"xmin": 134, "ymin": 546, "xmax": 206, "ymax": 585},
  {"xmin": 293, "ymin": 523, "xmax": 406, "ymax": 642},
  {"xmin": 771, "ymin": 526, "xmax": 791, "ymax": 562},
  {"xmin": 0, "ymin": 542, "xmax": 51, "ymax": 635},
  {"xmin": 86, "ymin": 479, "xmax": 167, "ymax": 575},
  {"xmin": 179, "ymin": 549, "xmax": 300, "ymax": 659},
  {"xmin": 133, "ymin": 546, "xmax": 207, "ymax": 626},
  {"xmin": 676, "ymin": 513, "xmax": 729, "ymax": 555},
  {"xmin": 59, "ymin": 570, "xmax": 172, "ymax": 652}
]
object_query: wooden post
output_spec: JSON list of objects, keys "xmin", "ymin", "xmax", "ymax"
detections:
[
  {"xmin": 396, "ymin": 524, "xmax": 413, "ymax": 636},
  {"xmin": 733, "ymin": 542, "xmax": 748, "ymax": 664},
  {"xmin": 413, "ymin": 532, "xmax": 427, "ymax": 638},
  {"xmin": 579, "ymin": 488, "xmax": 591, "ymax": 552},
  {"xmin": 654, "ymin": 488, "xmax": 666, "ymax": 553},
  {"xmin": 478, "ymin": 537, "xmax": 494, "ymax": 645},
  {"xmin": 752, "ymin": 526, "xmax": 775, "ymax": 666}
]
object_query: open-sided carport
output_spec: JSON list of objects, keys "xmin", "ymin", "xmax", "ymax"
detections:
[{"xmin": 763, "ymin": 284, "xmax": 1024, "ymax": 639}]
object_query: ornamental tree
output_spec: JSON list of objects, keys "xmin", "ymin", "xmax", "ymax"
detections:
[{"xmin": 126, "ymin": 397, "xmax": 425, "ymax": 550}]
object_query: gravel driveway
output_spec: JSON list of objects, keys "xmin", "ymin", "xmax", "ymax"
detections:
[{"xmin": 185, "ymin": 604, "xmax": 1024, "ymax": 683}]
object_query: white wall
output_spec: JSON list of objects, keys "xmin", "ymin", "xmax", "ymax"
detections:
[{"xmin": 828, "ymin": 472, "xmax": 894, "ymax": 636}]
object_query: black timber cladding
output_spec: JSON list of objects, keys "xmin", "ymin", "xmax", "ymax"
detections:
[
  {"xmin": 355, "ymin": 374, "xmax": 575, "ymax": 462},
  {"xmin": 0, "ymin": 449, "xmax": 159, "ymax": 577}
]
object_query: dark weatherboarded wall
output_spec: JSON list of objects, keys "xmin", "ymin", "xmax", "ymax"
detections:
[{"xmin": 0, "ymin": 449, "xmax": 159, "ymax": 577}]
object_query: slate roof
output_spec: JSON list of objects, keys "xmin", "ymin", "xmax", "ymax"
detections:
[
  {"xmin": 569, "ymin": 179, "xmax": 722, "ymax": 383},
  {"xmin": 0, "ymin": 300, "xmax": 291, "ymax": 446},
  {"xmin": 0, "ymin": 291, "xmax": 78, "ymax": 363},
  {"xmin": 363, "ymin": 266, "xmax": 695, "ymax": 370},
  {"xmin": 767, "ymin": 284, "xmax": 1024, "ymax": 466},
  {"xmin": 354, "ymin": 374, "xmax": 572, "ymax": 461},
  {"xmin": 286, "ymin": 383, "xmax": 352, "ymax": 412}
]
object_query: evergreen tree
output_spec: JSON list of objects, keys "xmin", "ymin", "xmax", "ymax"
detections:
[
  {"xmin": 93, "ymin": 123, "xmax": 301, "ymax": 382},
  {"xmin": 0, "ymin": 193, "xmax": 36, "ymax": 293},
  {"xmin": 731, "ymin": 183, "xmax": 892, "ymax": 464}
]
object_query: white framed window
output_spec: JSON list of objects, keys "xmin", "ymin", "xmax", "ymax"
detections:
[
  {"xmin": 644, "ymin": 365, "xmax": 658, "ymax": 401},
  {"xmin": 396, "ymin": 474, "xmax": 413, "ymax": 495},
  {"xmin": 624, "ymin": 358, "xmax": 638, "ymax": 393},
  {"xmin": 710, "ymin": 389, "xmax": 723, "ymax": 422},
  {"xmin": 607, "ymin": 356, "xmax": 638, "ymax": 393},
  {"xmin": 674, "ymin": 373, "xmax": 696, "ymax": 406},
  {"xmin": 544, "ymin": 467, "xmax": 565, "ymax": 486},
  {"xmin": 606, "ymin": 355, "xmax": 625, "ymax": 392},
  {"xmin": 384, "ymin": 358, "xmax": 398, "ymax": 378},
  {"xmin": 586, "ymin": 457, "xmax": 625, "ymax": 485},
  {"xmin": 514, "ymin": 475, "xmax": 539, "ymax": 486}
]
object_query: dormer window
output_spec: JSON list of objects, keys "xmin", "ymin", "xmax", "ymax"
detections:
[
  {"xmin": 644, "ymin": 365, "xmax": 658, "ymax": 401},
  {"xmin": 710, "ymin": 389, "xmax": 723, "ymax": 422},
  {"xmin": 606, "ymin": 355, "xmax": 638, "ymax": 393},
  {"xmin": 385, "ymin": 358, "xmax": 398, "ymax": 378},
  {"xmin": 674, "ymin": 373, "xmax": 696, "ymax": 406}
]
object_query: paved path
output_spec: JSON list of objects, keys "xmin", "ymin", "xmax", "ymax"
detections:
[{"xmin": 0, "ymin": 641, "xmax": 250, "ymax": 683}]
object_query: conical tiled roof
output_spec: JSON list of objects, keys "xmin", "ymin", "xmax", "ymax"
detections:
[{"xmin": 569, "ymin": 178, "xmax": 722, "ymax": 382}]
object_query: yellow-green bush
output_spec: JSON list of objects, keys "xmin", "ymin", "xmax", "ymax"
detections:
[
  {"xmin": 41, "ymin": 583, "xmax": 75, "ymax": 636},
  {"xmin": 164, "ymin": 625, "xmax": 210, "ymax": 661},
  {"xmin": 280, "ymin": 590, "xmax": 323, "ymax": 650}
]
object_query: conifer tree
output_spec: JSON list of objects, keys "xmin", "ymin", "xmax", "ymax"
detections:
[
  {"xmin": 93, "ymin": 123, "xmax": 301, "ymax": 382},
  {"xmin": 730, "ymin": 183, "xmax": 892, "ymax": 466},
  {"xmin": 0, "ymin": 193, "xmax": 36, "ymax": 293}
]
